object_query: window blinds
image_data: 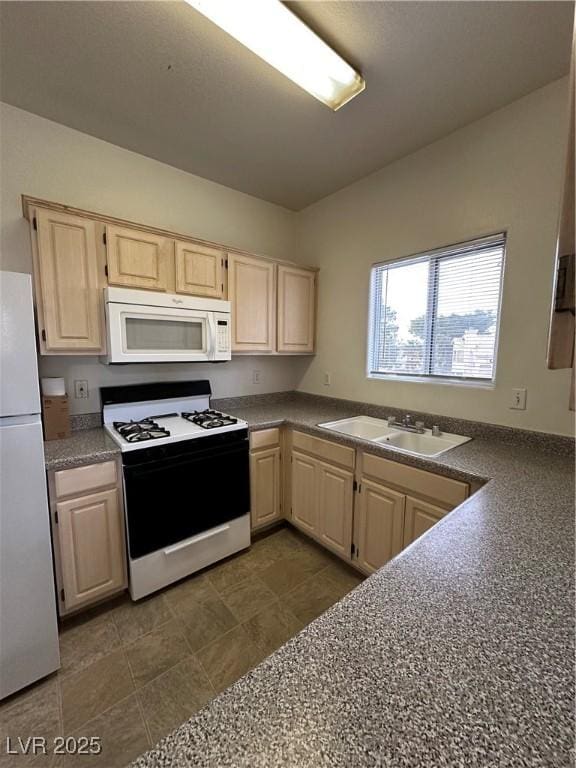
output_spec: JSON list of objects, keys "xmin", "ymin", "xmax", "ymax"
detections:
[{"xmin": 368, "ymin": 233, "xmax": 506, "ymax": 381}]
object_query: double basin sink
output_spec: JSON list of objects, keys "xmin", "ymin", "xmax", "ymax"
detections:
[{"xmin": 318, "ymin": 416, "xmax": 471, "ymax": 458}]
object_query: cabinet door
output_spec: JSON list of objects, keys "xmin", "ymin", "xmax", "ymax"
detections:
[
  {"xmin": 403, "ymin": 496, "xmax": 447, "ymax": 548},
  {"xmin": 175, "ymin": 241, "xmax": 225, "ymax": 298},
  {"xmin": 35, "ymin": 208, "xmax": 104, "ymax": 352},
  {"xmin": 228, "ymin": 254, "xmax": 276, "ymax": 352},
  {"xmin": 317, "ymin": 460, "xmax": 353, "ymax": 559},
  {"xmin": 56, "ymin": 488, "xmax": 126, "ymax": 611},
  {"xmin": 106, "ymin": 225, "xmax": 171, "ymax": 291},
  {"xmin": 356, "ymin": 479, "xmax": 405, "ymax": 575},
  {"xmin": 290, "ymin": 451, "xmax": 318, "ymax": 536},
  {"xmin": 250, "ymin": 447, "xmax": 281, "ymax": 530},
  {"xmin": 277, "ymin": 265, "xmax": 315, "ymax": 353}
]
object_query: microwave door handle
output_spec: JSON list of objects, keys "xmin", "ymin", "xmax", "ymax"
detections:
[{"xmin": 206, "ymin": 313, "xmax": 216, "ymax": 360}]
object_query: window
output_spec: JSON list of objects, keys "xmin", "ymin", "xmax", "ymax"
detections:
[{"xmin": 368, "ymin": 233, "xmax": 505, "ymax": 383}]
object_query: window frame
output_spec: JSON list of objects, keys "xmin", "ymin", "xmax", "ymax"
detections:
[{"xmin": 366, "ymin": 232, "xmax": 506, "ymax": 387}]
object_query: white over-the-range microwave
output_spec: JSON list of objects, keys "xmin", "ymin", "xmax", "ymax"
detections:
[{"xmin": 103, "ymin": 287, "xmax": 232, "ymax": 363}]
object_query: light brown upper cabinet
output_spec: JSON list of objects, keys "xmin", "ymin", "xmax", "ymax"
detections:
[
  {"xmin": 105, "ymin": 225, "xmax": 171, "ymax": 291},
  {"xmin": 23, "ymin": 197, "xmax": 317, "ymax": 355},
  {"xmin": 228, "ymin": 253, "xmax": 276, "ymax": 352},
  {"xmin": 227, "ymin": 254, "xmax": 317, "ymax": 355},
  {"xmin": 33, "ymin": 208, "xmax": 105, "ymax": 353},
  {"xmin": 175, "ymin": 241, "xmax": 226, "ymax": 298},
  {"xmin": 277, "ymin": 265, "xmax": 316, "ymax": 353}
]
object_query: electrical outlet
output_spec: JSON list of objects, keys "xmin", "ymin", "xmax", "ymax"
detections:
[
  {"xmin": 323, "ymin": 372, "xmax": 332, "ymax": 386},
  {"xmin": 74, "ymin": 380, "xmax": 89, "ymax": 399},
  {"xmin": 252, "ymin": 370, "xmax": 261, "ymax": 385},
  {"xmin": 510, "ymin": 387, "xmax": 527, "ymax": 410}
]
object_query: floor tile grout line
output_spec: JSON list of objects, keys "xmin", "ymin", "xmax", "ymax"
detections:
[
  {"xmin": 55, "ymin": 670, "xmax": 64, "ymax": 742},
  {"xmin": 0, "ymin": 674, "xmax": 57, "ymax": 717},
  {"xmin": 121, "ymin": 615, "xmax": 177, "ymax": 652},
  {"xmin": 238, "ymin": 597, "xmax": 301, "ymax": 656},
  {"xmin": 166, "ymin": 615, "xmax": 217, "ymax": 698},
  {"xmin": 191, "ymin": 620, "xmax": 245, "ymax": 657},
  {"xmin": 5, "ymin": 530, "xmax": 329, "ymax": 740},
  {"xmin": 60, "ymin": 645, "xmax": 138, "ymax": 736},
  {"xmin": 58, "ymin": 619, "xmax": 124, "ymax": 682},
  {"xmin": 124, "ymin": 621, "xmax": 205, "ymax": 696},
  {"xmin": 218, "ymin": 578, "xmax": 278, "ymax": 625},
  {"xmin": 196, "ymin": 623, "xmax": 263, "ymax": 694},
  {"xmin": 121, "ymin": 646, "xmax": 153, "ymax": 749},
  {"xmin": 68, "ymin": 690, "xmax": 140, "ymax": 742}
]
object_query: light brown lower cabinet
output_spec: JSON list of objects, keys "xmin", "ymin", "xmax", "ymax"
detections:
[
  {"xmin": 49, "ymin": 459, "xmax": 127, "ymax": 615},
  {"xmin": 316, "ymin": 460, "xmax": 354, "ymax": 559},
  {"xmin": 250, "ymin": 447, "xmax": 282, "ymax": 530},
  {"xmin": 290, "ymin": 448, "xmax": 354, "ymax": 559},
  {"xmin": 291, "ymin": 451, "xmax": 319, "ymax": 536},
  {"xmin": 402, "ymin": 495, "xmax": 447, "ymax": 549},
  {"xmin": 355, "ymin": 479, "xmax": 405, "ymax": 574},
  {"xmin": 56, "ymin": 488, "xmax": 125, "ymax": 612},
  {"xmin": 285, "ymin": 434, "xmax": 469, "ymax": 574},
  {"xmin": 249, "ymin": 428, "xmax": 283, "ymax": 531},
  {"xmin": 252, "ymin": 429, "xmax": 469, "ymax": 576}
]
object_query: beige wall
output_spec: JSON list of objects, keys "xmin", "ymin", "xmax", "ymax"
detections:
[
  {"xmin": 38, "ymin": 355, "xmax": 309, "ymax": 416},
  {"xmin": 296, "ymin": 78, "xmax": 573, "ymax": 436},
  {"xmin": 0, "ymin": 102, "xmax": 304, "ymax": 413},
  {"xmin": 1, "ymin": 80, "xmax": 572, "ymax": 432}
]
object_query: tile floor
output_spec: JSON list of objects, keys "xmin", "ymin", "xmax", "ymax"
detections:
[{"xmin": 0, "ymin": 526, "xmax": 364, "ymax": 768}]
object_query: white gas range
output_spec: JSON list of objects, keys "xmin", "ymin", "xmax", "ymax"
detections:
[{"xmin": 101, "ymin": 381, "xmax": 251, "ymax": 600}]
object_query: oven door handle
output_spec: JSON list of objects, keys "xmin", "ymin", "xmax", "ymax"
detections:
[{"xmin": 162, "ymin": 524, "xmax": 231, "ymax": 556}]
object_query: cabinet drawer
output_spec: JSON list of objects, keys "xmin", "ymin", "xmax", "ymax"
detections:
[
  {"xmin": 54, "ymin": 460, "xmax": 117, "ymax": 499},
  {"xmin": 361, "ymin": 453, "xmax": 468, "ymax": 508},
  {"xmin": 292, "ymin": 431, "xmax": 355, "ymax": 470},
  {"xmin": 250, "ymin": 428, "xmax": 281, "ymax": 451}
]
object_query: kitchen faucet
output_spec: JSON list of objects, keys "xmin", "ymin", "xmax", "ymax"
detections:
[
  {"xmin": 386, "ymin": 414, "xmax": 442, "ymax": 436},
  {"xmin": 386, "ymin": 414, "xmax": 426, "ymax": 434}
]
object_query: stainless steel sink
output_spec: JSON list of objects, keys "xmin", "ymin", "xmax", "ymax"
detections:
[{"xmin": 319, "ymin": 416, "xmax": 470, "ymax": 458}]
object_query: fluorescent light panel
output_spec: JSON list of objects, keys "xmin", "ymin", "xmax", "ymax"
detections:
[{"xmin": 186, "ymin": 0, "xmax": 365, "ymax": 110}]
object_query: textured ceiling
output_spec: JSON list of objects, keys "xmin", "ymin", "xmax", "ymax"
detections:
[{"xmin": 0, "ymin": 1, "xmax": 573, "ymax": 210}]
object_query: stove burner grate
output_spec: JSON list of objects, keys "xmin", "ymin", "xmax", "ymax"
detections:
[
  {"xmin": 113, "ymin": 418, "xmax": 171, "ymax": 443},
  {"xmin": 181, "ymin": 409, "xmax": 238, "ymax": 430}
]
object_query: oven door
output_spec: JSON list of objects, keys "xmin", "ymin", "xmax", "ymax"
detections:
[
  {"xmin": 122, "ymin": 436, "xmax": 250, "ymax": 560},
  {"xmin": 106, "ymin": 302, "xmax": 216, "ymax": 363}
]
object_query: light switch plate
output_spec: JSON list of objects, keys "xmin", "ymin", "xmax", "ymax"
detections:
[
  {"xmin": 323, "ymin": 372, "xmax": 332, "ymax": 386},
  {"xmin": 510, "ymin": 388, "xmax": 527, "ymax": 410}
]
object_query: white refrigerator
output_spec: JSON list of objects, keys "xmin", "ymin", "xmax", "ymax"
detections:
[{"xmin": 0, "ymin": 271, "xmax": 60, "ymax": 699}]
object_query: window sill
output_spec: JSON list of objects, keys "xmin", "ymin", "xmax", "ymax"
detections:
[{"xmin": 367, "ymin": 373, "xmax": 496, "ymax": 390}]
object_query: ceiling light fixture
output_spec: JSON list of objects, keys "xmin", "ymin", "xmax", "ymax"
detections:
[{"xmin": 185, "ymin": 0, "xmax": 365, "ymax": 110}]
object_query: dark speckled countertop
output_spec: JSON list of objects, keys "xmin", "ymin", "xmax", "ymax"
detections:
[
  {"xmin": 44, "ymin": 427, "xmax": 120, "ymax": 471},
  {"xmin": 119, "ymin": 393, "xmax": 575, "ymax": 768}
]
